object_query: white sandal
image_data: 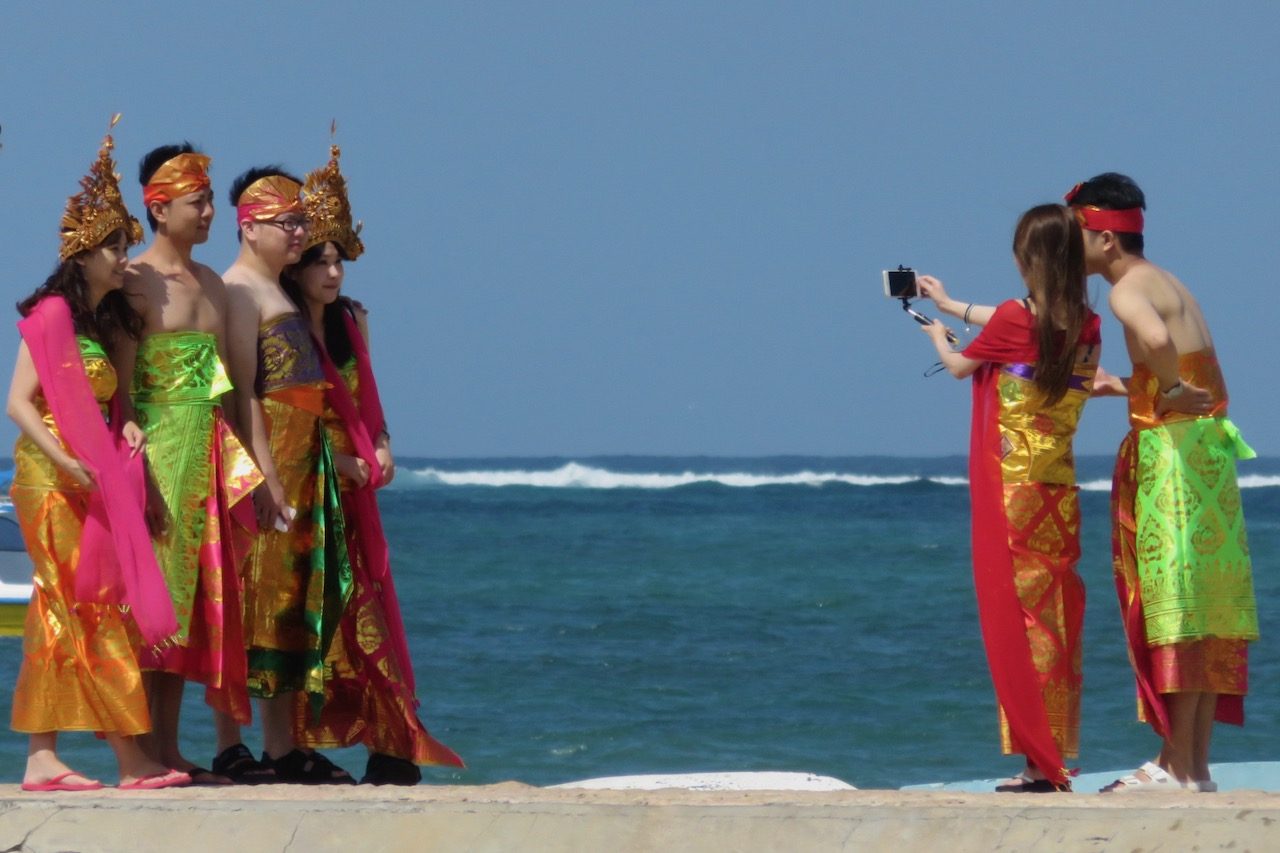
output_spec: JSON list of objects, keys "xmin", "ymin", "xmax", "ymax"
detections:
[{"xmin": 1099, "ymin": 761, "xmax": 1186, "ymax": 793}]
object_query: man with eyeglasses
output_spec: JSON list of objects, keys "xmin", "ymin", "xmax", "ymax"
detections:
[
  {"xmin": 116, "ymin": 145, "xmax": 262, "ymax": 786},
  {"xmin": 218, "ymin": 167, "xmax": 356, "ymax": 784}
]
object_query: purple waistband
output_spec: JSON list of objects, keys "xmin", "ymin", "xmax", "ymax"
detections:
[{"xmin": 1003, "ymin": 362, "xmax": 1091, "ymax": 392}]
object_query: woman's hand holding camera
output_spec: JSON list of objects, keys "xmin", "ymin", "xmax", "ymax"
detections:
[{"xmin": 916, "ymin": 275, "xmax": 955, "ymax": 314}]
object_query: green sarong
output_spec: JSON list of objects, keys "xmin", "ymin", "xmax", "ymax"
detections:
[{"xmin": 1134, "ymin": 417, "xmax": 1259, "ymax": 645}]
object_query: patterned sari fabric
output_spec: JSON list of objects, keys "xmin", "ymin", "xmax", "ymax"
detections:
[
  {"xmin": 10, "ymin": 337, "xmax": 150, "ymax": 735},
  {"xmin": 1111, "ymin": 350, "xmax": 1257, "ymax": 736},
  {"xmin": 132, "ymin": 332, "xmax": 262, "ymax": 723},
  {"xmin": 294, "ymin": 355, "xmax": 463, "ymax": 766},
  {"xmin": 963, "ymin": 300, "xmax": 1100, "ymax": 785},
  {"xmin": 243, "ymin": 315, "xmax": 351, "ymax": 708}
]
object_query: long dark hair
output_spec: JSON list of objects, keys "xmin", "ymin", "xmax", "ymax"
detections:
[
  {"xmin": 17, "ymin": 231, "xmax": 142, "ymax": 346},
  {"xmin": 1012, "ymin": 204, "xmax": 1088, "ymax": 406},
  {"xmin": 282, "ymin": 241, "xmax": 356, "ymax": 366}
]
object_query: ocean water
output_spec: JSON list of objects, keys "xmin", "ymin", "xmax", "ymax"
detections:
[{"xmin": 1, "ymin": 454, "xmax": 1279, "ymax": 790}]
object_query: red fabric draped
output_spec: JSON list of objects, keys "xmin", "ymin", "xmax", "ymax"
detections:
[
  {"xmin": 315, "ymin": 310, "xmax": 415, "ymax": 694},
  {"xmin": 17, "ymin": 296, "xmax": 178, "ymax": 647},
  {"xmin": 960, "ymin": 301, "xmax": 1099, "ymax": 787}
]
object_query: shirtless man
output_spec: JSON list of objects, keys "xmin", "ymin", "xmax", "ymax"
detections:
[
  {"xmin": 119, "ymin": 145, "xmax": 261, "ymax": 785},
  {"xmin": 217, "ymin": 166, "xmax": 354, "ymax": 784},
  {"xmin": 1070, "ymin": 173, "xmax": 1260, "ymax": 793}
]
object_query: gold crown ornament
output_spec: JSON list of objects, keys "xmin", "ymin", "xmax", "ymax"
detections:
[
  {"xmin": 59, "ymin": 114, "xmax": 144, "ymax": 260},
  {"xmin": 302, "ymin": 125, "xmax": 364, "ymax": 259}
]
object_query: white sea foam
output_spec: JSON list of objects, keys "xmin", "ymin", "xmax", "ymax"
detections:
[
  {"xmin": 404, "ymin": 463, "xmax": 1280, "ymax": 491},
  {"xmin": 1081, "ymin": 474, "xmax": 1280, "ymax": 492},
  {"xmin": 407, "ymin": 462, "xmax": 964, "ymax": 490}
]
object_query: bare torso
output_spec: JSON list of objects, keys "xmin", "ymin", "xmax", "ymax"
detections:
[
  {"xmin": 125, "ymin": 246, "xmax": 228, "ymax": 335},
  {"xmin": 1114, "ymin": 262, "xmax": 1213, "ymax": 366}
]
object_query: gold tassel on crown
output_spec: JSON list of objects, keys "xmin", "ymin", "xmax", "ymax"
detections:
[
  {"xmin": 59, "ymin": 114, "xmax": 144, "ymax": 260},
  {"xmin": 302, "ymin": 123, "xmax": 364, "ymax": 259}
]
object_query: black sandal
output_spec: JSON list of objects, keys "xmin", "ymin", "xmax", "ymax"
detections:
[
  {"xmin": 360, "ymin": 753, "xmax": 422, "ymax": 786},
  {"xmin": 211, "ymin": 744, "xmax": 277, "ymax": 785},
  {"xmin": 994, "ymin": 772, "xmax": 1066, "ymax": 793},
  {"xmin": 264, "ymin": 749, "xmax": 356, "ymax": 785}
]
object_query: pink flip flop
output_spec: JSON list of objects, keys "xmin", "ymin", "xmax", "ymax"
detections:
[
  {"xmin": 118, "ymin": 770, "xmax": 192, "ymax": 791},
  {"xmin": 21, "ymin": 771, "xmax": 105, "ymax": 792}
]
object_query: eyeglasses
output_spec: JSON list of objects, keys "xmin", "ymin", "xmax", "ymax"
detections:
[{"xmin": 260, "ymin": 217, "xmax": 309, "ymax": 233}]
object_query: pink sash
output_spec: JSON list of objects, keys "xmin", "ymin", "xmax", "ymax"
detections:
[
  {"xmin": 18, "ymin": 296, "xmax": 178, "ymax": 647},
  {"xmin": 315, "ymin": 309, "xmax": 415, "ymax": 692}
]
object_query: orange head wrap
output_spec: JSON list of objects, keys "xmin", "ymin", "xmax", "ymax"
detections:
[
  {"xmin": 142, "ymin": 153, "xmax": 212, "ymax": 207},
  {"xmin": 235, "ymin": 175, "xmax": 303, "ymax": 227}
]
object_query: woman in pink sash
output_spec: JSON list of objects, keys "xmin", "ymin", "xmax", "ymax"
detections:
[
  {"xmin": 916, "ymin": 205, "xmax": 1100, "ymax": 792},
  {"xmin": 6, "ymin": 124, "xmax": 189, "ymax": 791},
  {"xmin": 281, "ymin": 142, "xmax": 463, "ymax": 784}
]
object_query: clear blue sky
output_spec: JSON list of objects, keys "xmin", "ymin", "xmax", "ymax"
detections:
[{"xmin": 1, "ymin": 2, "xmax": 1275, "ymax": 457}]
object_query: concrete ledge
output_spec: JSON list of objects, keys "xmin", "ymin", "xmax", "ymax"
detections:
[{"xmin": 2, "ymin": 783, "xmax": 1279, "ymax": 852}]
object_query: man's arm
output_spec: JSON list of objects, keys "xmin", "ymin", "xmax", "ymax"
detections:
[
  {"xmin": 203, "ymin": 269, "xmax": 240, "ymax": 433},
  {"xmin": 1108, "ymin": 285, "xmax": 1212, "ymax": 416},
  {"xmin": 226, "ymin": 281, "xmax": 285, "ymax": 525},
  {"xmin": 1107, "ymin": 285, "xmax": 1181, "ymax": 391}
]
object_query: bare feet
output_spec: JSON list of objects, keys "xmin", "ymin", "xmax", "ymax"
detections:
[
  {"xmin": 107, "ymin": 733, "xmax": 187, "ymax": 787},
  {"xmin": 24, "ymin": 749, "xmax": 100, "ymax": 789}
]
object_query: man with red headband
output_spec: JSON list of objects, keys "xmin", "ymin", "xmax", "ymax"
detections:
[
  {"xmin": 118, "ymin": 145, "xmax": 262, "ymax": 785},
  {"xmin": 1070, "ymin": 172, "xmax": 1258, "ymax": 793},
  {"xmin": 218, "ymin": 166, "xmax": 355, "ymax": 784}
]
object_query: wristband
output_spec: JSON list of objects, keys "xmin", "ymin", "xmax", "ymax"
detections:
[{"xmin": 1160, "ymin": 381, "xmax": 1185, "ymax": 399}]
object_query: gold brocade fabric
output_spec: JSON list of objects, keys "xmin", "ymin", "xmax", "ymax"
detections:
[
  {"xmin": 243, "ymin": 389, "xmax": 325, "ymax": 697},
  {"xmin": 997, "ymin": 483, "xmax": 1084, "ymax": 759},
  {"xmin": 1127, "ymin": 350, "xmax": 1229, "ymax": 429},
  {"xmin": 996, "ymin": 362, "xmax": 1096, "ymax": 485},
  {"xmin": 10, "ymin": 338, "xmax": 150, "ymax": 734},
  {"xmin": 991, "ymin": 355, "xmax": 1093, "ymax": 759}
]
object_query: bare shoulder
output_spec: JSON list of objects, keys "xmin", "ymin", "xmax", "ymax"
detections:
[
  {"xmin": 224, "ymin": 276, "xmax": 263, "ymax": 314},
  {"xmin": 193, "ymin": 262, "xmax": 229, "ymax": 302},
  {"xmin": 123, "ymin": 256, "xmax": 163, "ymax": 293}
]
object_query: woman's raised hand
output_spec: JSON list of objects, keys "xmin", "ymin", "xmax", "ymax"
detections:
[{"xmin": 916, "ymin": 275, "xmax": 951, "ymax": 308}]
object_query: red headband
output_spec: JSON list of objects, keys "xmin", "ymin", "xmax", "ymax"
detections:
[{"xmin": 1064, "ymin": 183, "xmax": 1144, "ymax": 233}]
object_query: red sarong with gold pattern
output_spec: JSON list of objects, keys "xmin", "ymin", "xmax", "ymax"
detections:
[{"xmin": 962, "ymin": 300, "xmax": 1100, "ymax": 787}]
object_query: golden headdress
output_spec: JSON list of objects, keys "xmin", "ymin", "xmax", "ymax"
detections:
[
  {"xmin": 302, "ymin": 138, "xmax": 364, "ymax": 260},
  {"xmin": 59, "ymin": 115, "xmax": 144, "ymax": 260}
]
